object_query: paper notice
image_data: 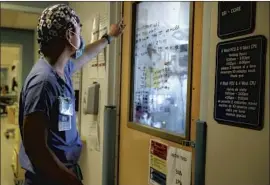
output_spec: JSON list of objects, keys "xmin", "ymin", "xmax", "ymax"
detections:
[
  {"xmin": 91, "ymin": 14, "xmax": 100, "ymax": 42},
  {"xmin": 149, "ymin": 140, "xmax": 168, "ymax": 185},
  {"xmin": 99, "ymin": 12, "xmax": 108, "ymax": 35},
  {"xmin": 97, "ymin": 12, "xmax": 108, "ymax": 76},
  {"xmin": 89, "ymin": 14, "xmax": 100, "ymax": 78},
  {"xmin": 87, "ymin": 121, "xmax": 100, "ymax": 151},
  {"xmin": 166, "ymin": 147, "xmax": 192, "ymax": 185}
]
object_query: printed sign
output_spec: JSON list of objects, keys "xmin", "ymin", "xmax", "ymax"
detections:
[
  {"xmin": 218, "ymin": 2, "xmax": 256, "ymax": 39},
  {"xmin": 166, "ymin": 147, "xmax": 192, "ymax": 185},
  {"xmin": 214, "ymin": 35, "xmax": 267, "ymax": 129},
  {"xmin": 149, "ymin": 140, "xmax": 168, "ymax": 185}
]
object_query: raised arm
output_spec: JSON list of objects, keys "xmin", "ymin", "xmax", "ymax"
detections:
[{"xmin": 73, "ymin": 18, "xmax": 125, "ymax": 72}]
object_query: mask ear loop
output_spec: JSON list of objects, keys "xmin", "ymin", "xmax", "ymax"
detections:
[{"xmin": 38, "ymin": 49, "xmax": 45, "ymax": 58}]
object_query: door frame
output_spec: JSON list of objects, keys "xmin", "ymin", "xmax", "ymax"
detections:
[
  {"xmin": 107, "ymin": 2, "xmax": 123, "ymax": 184},
  {"xmin": 127, "ymin": 1, "xmax": 195, "ymax": 142},
  {"xmin": 118, "ymin": 2, "xmax": 203, "ymax": 185}
]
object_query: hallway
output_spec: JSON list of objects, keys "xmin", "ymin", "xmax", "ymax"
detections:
[{"xmin": 1, "ymin": 117, "xmax": 18, "ymax": 185}]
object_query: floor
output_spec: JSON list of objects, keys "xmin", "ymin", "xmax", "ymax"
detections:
[{"xmin": 1, "ymin": 116, "xmax": 18, "ymax": 185}]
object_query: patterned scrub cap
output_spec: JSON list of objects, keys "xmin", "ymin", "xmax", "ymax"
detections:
[{"xmin": 37, "ymin": 4, "xmax": 81, "ymax": 50}]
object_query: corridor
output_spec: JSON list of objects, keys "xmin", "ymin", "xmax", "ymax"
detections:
[{"xmin": 1, "ymin": 117, "xmax": 18, "ymax": 185}]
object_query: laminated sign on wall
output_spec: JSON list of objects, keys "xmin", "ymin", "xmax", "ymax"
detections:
[
  {"xmin": 149, "ymin": 140, "xmax": 192, "ymax": 185},
  {"xmin": 149, "ymin": 140, "xmax": 168, "ymax": 185},
  {"xmin": 89, "ymin": 14, "xmax": 99, "ymax": 78},
  {"xmin": 87, "ymin": 121, "xmax": 100, "ymax": 151},
  {"xmin": 166, "ymin": 147, "xmax": 192, "ymax": 185},
  {"xmin": 97, "ymin": 12, "xmax": 109, "ymax": 79}
]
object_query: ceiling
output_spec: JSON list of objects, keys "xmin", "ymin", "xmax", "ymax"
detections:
[{"xmin": 0, "ymin": 45, "xmax": 21, "ymax": 66}]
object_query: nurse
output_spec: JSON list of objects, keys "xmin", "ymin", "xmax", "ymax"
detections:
[{"xmin": 18, "ymin": 4, "xmax": 125, "ymax": 185}]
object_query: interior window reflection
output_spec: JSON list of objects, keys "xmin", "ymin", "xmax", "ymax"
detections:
[{"xmin": 132, "ymin": 2, "xmax": 191, "ymax": 136}]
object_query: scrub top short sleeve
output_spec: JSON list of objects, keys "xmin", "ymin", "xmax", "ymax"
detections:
[{"xmin": 23, "ymin": 81, "xmax": 54, "ymax": 120}]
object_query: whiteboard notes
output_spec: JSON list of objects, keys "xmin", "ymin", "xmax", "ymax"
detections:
[
  {"xmin": 166, "ymin": 147, "xmax": 192, "ymax": 185},
  {"xmin": 131, "ymin": 2, "xmax": 192, "ymax": 136}
]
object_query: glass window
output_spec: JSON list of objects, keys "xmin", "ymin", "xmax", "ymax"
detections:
[{"xmin": 130, "ymin": 2, "xmax": 193, "ymax": 139}]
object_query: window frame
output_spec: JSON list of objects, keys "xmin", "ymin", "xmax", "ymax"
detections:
[{"xmin": 127, "ymin": 1, "xmax": 195, "ymax": 142}]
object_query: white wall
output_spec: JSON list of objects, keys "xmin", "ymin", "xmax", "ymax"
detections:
[
  {"xmin": 201, "ymin": 2, "xmax": 269, "ymax": 185},
  {"xmin": 69, "ymin": 2, "xmax": 110, "ymax": 185}
]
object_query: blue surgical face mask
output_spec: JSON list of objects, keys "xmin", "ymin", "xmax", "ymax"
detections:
[{"xmin": 71, "ymin": 36, "xmax": 85, "ymax": 59}]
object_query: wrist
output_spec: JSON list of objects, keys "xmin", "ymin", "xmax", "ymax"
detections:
[{"xmin": 102, "ymin": 33, "xmax": 114, "ymax": 44}]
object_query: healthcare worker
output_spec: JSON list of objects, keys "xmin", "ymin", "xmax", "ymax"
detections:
[{"xmin": 18, "ymin": 4, "xmax": 125, "ymax": 185}]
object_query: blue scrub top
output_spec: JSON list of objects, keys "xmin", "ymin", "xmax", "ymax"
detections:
[{"xmin": 19, "ymin": 58, "xmax": 82, "ymax": 173}]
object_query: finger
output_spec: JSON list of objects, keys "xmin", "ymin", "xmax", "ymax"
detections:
[
  {"xmin": 119, "ymin": 24, "xmax": 126, "ymax": 30},
  {"xmin": 120, "ymin": 25, "xmax": 126, "ymax": 33},
  {"xmin": 119, "ymin": 17, "xmax": 124, "ymax": 25},
  {"xmin": 117, "ymin": 17, "xmax": 124, "ymax": 26},
  {"xmin": 119, "ymin": 25, "xmax": 125, "ymax": 31}
]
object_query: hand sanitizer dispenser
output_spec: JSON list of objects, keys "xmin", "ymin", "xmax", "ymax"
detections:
[{"xmin": 84, "ymin": 82, "xmax": 100, "ymax": 115}]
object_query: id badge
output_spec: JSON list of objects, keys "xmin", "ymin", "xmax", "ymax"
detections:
[
  {"xmin": 58, "ymin": 114, "xmax": 71, "ymax": 131},
  {"xmin": 59, "ymin": 96, "xmax": 73, "ymax": 116}
]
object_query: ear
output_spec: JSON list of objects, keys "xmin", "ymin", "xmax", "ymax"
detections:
[{"xmin": 65, "ymin": 29, "xmax": 72, "ymax": 41}]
